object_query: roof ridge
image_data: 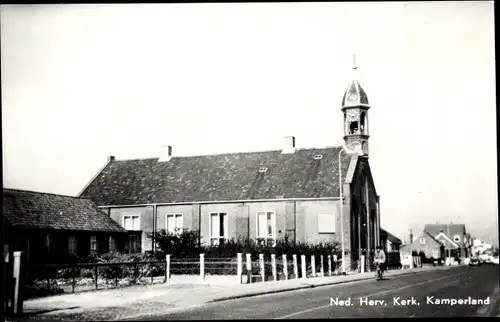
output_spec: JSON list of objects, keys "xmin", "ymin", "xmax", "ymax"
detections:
[
  {"xmin": 3, "ymin": 188, "xmax": 84, "ymax": 200},
  {"xmin": 113, "ymin": 146, "xmax": 344, "ymax": 161}
]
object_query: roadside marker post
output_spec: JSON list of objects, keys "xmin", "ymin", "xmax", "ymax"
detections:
[
  {"xmin": 282, "ymin": 254, "xmax": 288, "ymax": 280},
  {"xmin": 320, "ymin": 255, "xmax": 325, "ymax": 277},
  {"xmin": 246, "ymin": 253, "xmax": 252, "ymax": 284},
  {"xmin": 301, "ymin": 255, "xmax": 307, "ymax": 279},
  {"xmin": 271, "ymin": 254, "xmax": 277, "ymax": 281},
  {"xmin": 293, "ymin": 255, "xmax": 298, "ymax": 279}
]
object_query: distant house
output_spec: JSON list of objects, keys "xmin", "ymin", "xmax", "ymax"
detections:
[
  {"xmin": 400, "ymin": 231, "xmax": 445, "ymax": 259},
  {"xmin": 3, "ymin": 188, "xmax": 128, "ymax": 263},
  {"xmin": 424, "ymin": 224, "xmax": 469, "ymax": 258},
  {"xmin": 79, "ymin": 69, "xmax": 386, "ymax": 270},
  {"xmin": 472, "ymin": 239, "xmax": 493, "ymax": 255},
  {"xmin": 380, "ymin": 228, "xmax": 401, "ymax": 252}
]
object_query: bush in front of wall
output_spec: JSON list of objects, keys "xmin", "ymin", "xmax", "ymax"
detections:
[{"xmin": 148, "ymin": 229, "xmax": 341, "ymax": 259}]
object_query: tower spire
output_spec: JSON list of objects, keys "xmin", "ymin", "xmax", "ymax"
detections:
[{"xmin": 352, "ymin": 47, "xmax": 357, "ymax": 80}]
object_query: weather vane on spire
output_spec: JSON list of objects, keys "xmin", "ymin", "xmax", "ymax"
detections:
[{"xmin": 352, "ymin": 47, "xmax": 357, "ymax": 79}]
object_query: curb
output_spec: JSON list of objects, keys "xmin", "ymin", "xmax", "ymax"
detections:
[
  {"xmin": 115, "ymin": 266, "xmax": 463, "ymax": 320},
  {"xmin": 208, "ymin": 267, "xmax": 459, "ymax": 303}
]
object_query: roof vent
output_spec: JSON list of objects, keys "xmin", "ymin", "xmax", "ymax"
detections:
[
  {"xmin": 313, "ymin": 154, "xmax": 323, "ymax": 160},
  {"xmin": 258, "ymin": 167, "xmax": 268, "ymax": 173}
]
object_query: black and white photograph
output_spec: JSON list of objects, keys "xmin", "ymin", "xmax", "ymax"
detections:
[{"xmin": 1, "ymin": 1, "xmax": 498, "ymax": 320}]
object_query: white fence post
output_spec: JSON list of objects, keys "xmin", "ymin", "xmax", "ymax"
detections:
[
  {"xmin": 237, "ymin": 253, "xmax": 243, "ymax": 283},
  {"xmin": 320, "ymin": 255, "xmax": 325, "ymax": 277},
  {"xmin": 271, "ymin": 254, "xmax": 277, "ymax": 281},
  {"xmin": 282, "ymin": 254, "xmax": 288, "ymax": 280},
  {"xmin": 361, "ymin": 255, "xmax": 365, "ymax": 274},
  {"xmin": 200, "ymin": 253, "xmax": 205, "ymax": 282},
  {"xmin": 246, "ymin": 253, "xmax": 252, "ymax": 284},
  {"xmin": 166, "ymin": 254, "xmax": 171, "ymax": 284},
  {"xmin": 311, "ymin": 255, "xmax": 316, "ymax": 277},
  {"xmin": 259, "ymin": 254, "xmax": 265, "ymax": 282},
  {"xmin": 301, "ymin": 255, "xmax": 307, "ymax": 279},
  {"xmin": 293, "ymin": 254, "xmax": 298, "ymax": 279},
  {"xmin": 13, "ymin": 251, "xmax": 24, "ymax": 314},
  {"xmin": 328, "ymin": 255, "xmax": 332, "ymax": 276}
]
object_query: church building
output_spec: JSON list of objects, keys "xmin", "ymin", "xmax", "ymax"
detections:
[{"xmin": 79, "ymin": 60, "xmax": 382, "ymax": 272}]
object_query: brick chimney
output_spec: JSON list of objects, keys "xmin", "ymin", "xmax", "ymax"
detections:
[
  {"xmin": 158, "ymin": 145, "xmax": 173, "ymax": 162},
  {"xmin": 281, "ymin": 136, "xmax": 296, "ymax": 154}
]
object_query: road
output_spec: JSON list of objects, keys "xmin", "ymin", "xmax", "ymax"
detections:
[{"xmin": 137, "ymin": 264, "xmax": 500, "ymax": 319}]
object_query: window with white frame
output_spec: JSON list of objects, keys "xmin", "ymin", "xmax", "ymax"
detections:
[
  {"xmin": 432, "ymin": 248, "xmax": 439, "ymax": 258},
  {"xmin": 420, "ymin": 238, "xmax": 426, "ymax": 245},
  {"xmin": 210, "ymin": 213, "xmax": 228, "ymax": 246},
  {"xmin": 257, "ymin": 211, "xmax": 276, "ymax": 245},
  {"xmin": 166, "ymin": 214, "xmax": 183, "ymax": 233},
  {"xmin": 318, "ymin": 213, "xmax": 336, "ymax": 234},
  {"xmin": 90, "ymin": 236, "xmax": 97, "ymax": 252},
  {"xmin": 453, "ymin": 235, "xmax": 460, "ymax": 243},
  {"xmin": 68, "ymin": 236, "xmax": 77, "ymax": 256},
  {"xmin": 123, "ymin": 214, "xmax": 140, "ymax": 230}
]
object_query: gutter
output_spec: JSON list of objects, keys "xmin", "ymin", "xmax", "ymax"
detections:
[{"xmin": 98, "ymin": 197, "xmax": 342, "ymax": 209}]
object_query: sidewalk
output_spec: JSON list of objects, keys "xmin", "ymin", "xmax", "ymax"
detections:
[{"xmin": 14, "ymin": 265, "xmax": 461, "ymax": 321}]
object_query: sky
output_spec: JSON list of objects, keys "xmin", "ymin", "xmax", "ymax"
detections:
[{"xmin": 2, "ymin": 2, "xmax": 497, "ymax": 245}]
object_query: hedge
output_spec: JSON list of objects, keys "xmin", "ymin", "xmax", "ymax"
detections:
[{"xmin": 149, "ymin": 229, "xmax": 342, "ymax": 259}]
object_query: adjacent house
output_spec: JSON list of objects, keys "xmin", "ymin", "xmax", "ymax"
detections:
[
  {"xmin": 424, "ymin": 223, "xmax": 469, "ymax": 258},
  {"xmin": 380, "ymin": 228, "xmax": 402, "ymax": 252},
  {"xmin": 3, "ymin": 188, "xmax": 128, "ymax": 263},
  {"xmin": 79, "ymin": 64, "xmax": 388, "ymax": 271},
  {"xmin": 400, "ymin": 231, "xmax": 445, "ymax": 260}
]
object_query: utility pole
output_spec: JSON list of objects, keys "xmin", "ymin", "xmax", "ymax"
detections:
[{"xmin": 447, "ymin": 222, "xmax": 451, "ymax": 265}]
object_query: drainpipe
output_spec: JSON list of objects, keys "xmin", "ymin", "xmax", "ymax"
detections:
[
  {"xmin": 198, "ymin": 204, "xmax": 202, "ymax": 246},
  {"xmin": 152, "ymin": 204, "xmax": 157, "ymax": 253},
  {"xmin": 293, "ymin": 201, "xmax": 297, "ymax": 242}
]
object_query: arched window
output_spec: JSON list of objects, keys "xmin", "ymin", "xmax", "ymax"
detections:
[
  {"xmin": 360, "ymin": 112, "xmax": 366, "ymax": 133},
  {"xmin": 349, "ymin": 121, "xmax": 359, "ymax": 134},
  {"xmin": 362, "ymin": 141, "xmax": 367, "ymax": 152}
]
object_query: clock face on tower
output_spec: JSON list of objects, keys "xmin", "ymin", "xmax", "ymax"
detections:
[{"xmin": 346, "ymin": 109, "xmax": 359, "ymax": 121}]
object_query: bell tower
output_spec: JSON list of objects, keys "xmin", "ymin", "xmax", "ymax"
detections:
[{"xmin": 341, "ymin": 53, "xmax": 370, "ymax": 156}]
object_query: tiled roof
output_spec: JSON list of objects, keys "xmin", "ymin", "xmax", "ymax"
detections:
[
  {"xmin": 80, "ymin": 147, "xmax": 353, "ymax": 206},
  {"xmin": 380, "ymin": 228, "xmax": 402, "ymax": 244},
  {"xmin": 423, "ymin": 231, "xmax": 442, "ymax": 245},
  {"xmin": 341, "ymin": 80, "xmax": 369, "ymax": 108},
  {"xmin": 3, "ymin": 188, "xmax": 127, "ymax": 232},
  {"xmin": 433, "ymin": 232, "xmax": 460, "ymax": 249},
  {"xmin": 424, "ymin": 224, "xmax": 466, "ymax": 245},
  {"xmin": 401, "ymin": 232, "xmax": 442, "ymax": 250}
]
